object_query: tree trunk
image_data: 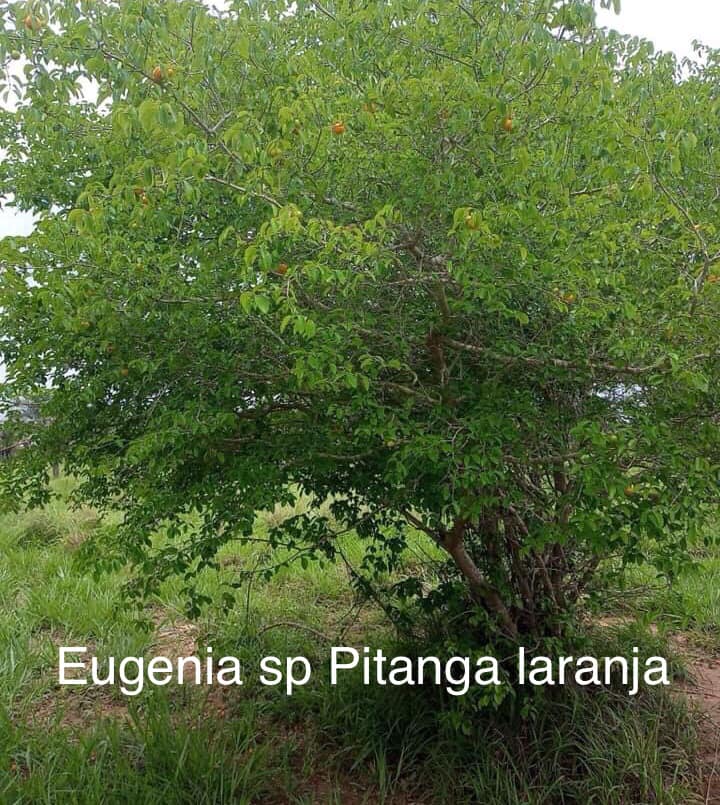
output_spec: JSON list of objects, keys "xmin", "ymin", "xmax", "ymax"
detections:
[{"xmin": 441, "ymin": 519, "xmax": 519, "ymax": 639}]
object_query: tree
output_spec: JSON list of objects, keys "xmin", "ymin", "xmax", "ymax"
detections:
[{"xmin": 1, "ymin": 0, "xmax": 719, "ymax": 640}]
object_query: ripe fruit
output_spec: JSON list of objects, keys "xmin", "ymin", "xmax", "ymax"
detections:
[
  {"xmin": 166, "ymin": 65, "xmax": 176, "ymax": 78},
  {"xmin": 151, "ymin": 65, "xmax": 164, "ymax": 83},
  {"xmin": 330, "ymin": 120, "xmax": 346, "ymax": 135},
  {"xmin": 501, "ymin": 116, "xmax": 513, "ymax": 132},
  {"xmin": 276, "ymin": 262, "xmax": 289, "ymax": 276},
  {"xmin": 624, "ymin": 485, "xmax": 637, "ymax": 498},
  {"xmin": 562, "ymin": 293, "xmax": 576, "ymax": 304},
  {"xmin": 23, "ymin": 14, "xmax": 34, "ymax": 30}
]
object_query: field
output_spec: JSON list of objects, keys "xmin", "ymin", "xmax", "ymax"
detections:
[{"xmin": 0, "ymin": 478, "xmax": 718, "ymax": 804}]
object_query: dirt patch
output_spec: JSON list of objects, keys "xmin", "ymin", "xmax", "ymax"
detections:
[
  {"xmin": 677, "ymin": 641, "xmax": 720, "ymax": 804},
  {"xmin": 150, "ymin": 612, "xmax": 198, "ymax": 660},
  {"xmin": 22, "ymin": 629, "xmax": 130, "ymax": 729},
  {"xmin": 27, "ymin": 683, "xmax": 131, "ymax": 730},
  {"xmin": 23, "ymin": 613, "xmax": 203, "ymax": 730}
]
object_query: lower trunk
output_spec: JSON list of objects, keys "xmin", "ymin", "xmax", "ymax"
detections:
[{"xmin": 441, "ymin": 524, "xmax": 519, "ymax": 639}]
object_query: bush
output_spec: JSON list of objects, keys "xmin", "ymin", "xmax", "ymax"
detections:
[{"xmin": 1, "ymin": 0, "xmax": 719, "ymax": 646}]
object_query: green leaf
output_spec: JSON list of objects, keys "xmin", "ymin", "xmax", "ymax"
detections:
[
  {"xmin": 138, "ymin": 99, "xmax": 158, "ymax": 132},
  {"xmin": 218, "ymin": 225, "xmax": 234, "ymax": 246}
]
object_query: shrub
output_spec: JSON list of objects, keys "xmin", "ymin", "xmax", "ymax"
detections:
[{"xmin": 1, "ymin": 0, "xmax": 719, "ymax": 642}]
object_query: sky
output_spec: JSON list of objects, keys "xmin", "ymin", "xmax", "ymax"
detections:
[
  {"xmin": 595, "ymin": 0, "xmax": 720, "ymax": 60},
  {"xmin": 1, "ymin": 0, "xmax": 720, "ymax": 239}
]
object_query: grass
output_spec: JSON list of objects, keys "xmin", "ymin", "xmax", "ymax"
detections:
[
  {"xmin": 0, "ymin": 478, "xmax": 712, "ymax": 803},
  {"xmin": 593, "ymin": 546, "xmax": 720, "ymax": 652}
]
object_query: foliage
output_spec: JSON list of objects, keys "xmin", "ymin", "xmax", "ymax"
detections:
[
  {"xmin": 2, "ymin": 0, "xmax": 720, "ymax": 639},
  {"xmin": 0, "ymin": 487, "xmax": 703, "ymax": 803}
]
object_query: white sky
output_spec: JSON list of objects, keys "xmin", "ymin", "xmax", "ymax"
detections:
[
  {"xmin": 595, "ymin": 0, "xmax": 720, "ymax": 60},
  {"xmin": 1, "ymin": 0, "xmax": 719, "ymax": 238}
]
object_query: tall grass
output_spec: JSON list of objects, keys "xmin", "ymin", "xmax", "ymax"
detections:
[{"xmin": 0, "ymin": 479, "xmax": 708, "ymax": 803}]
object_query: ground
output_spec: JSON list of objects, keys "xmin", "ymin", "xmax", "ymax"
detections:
[
  {"xmin": 682, "ymin": 643, "xmax": 720, "ymax": 802},
  {"xmin": 0, "ymin": 477, "xmax": 718, "ymax": 803}
]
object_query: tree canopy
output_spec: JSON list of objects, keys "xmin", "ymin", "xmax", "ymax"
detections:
[{"xmin": 2, "ymin": 0, "xmax": 720, "ymax": 639}]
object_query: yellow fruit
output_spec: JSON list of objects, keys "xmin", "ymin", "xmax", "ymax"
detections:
[
  {"xmin": 331, "ymin": 120, "xmax": 346, "ymax": 135},
  {"xmin": 562, "ymin": 293, "xmax": 576, "ymax": 304},
  {"xmin": 166, "ymin": 65, "xmax": 176, "ymax": 78},
  {"xmin": 151, "ymin": 65, "xmax": 163, "ymax": 83},
  {"xmin": 624, "ymin": 485, "xmax": 636, "ymax": 498},
  {"xmin": 23, "ymin": 15, "xmax": 34, "ymax": 30},
  {"xmin": 502, "ymin": 116, "xmax": 513, "ymax": 132}
]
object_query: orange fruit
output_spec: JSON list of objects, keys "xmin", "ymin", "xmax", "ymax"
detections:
[
  {"xmin": 276, "ymin": 262, "xmax": 289, "ymax": 275},
  {"xmin": 501, "ymin": 116, "xmax": 513, "ymax": 132},
  {"xmin": 624, "ymin": 485, "xmax": 636, "ymax": 498},
  {"xmin": 151, "ymin": 66, "xmax": 163, "ymax": 83},
  {"xmin": 331, "ymin": 121, "xmax": 346, "ymax": 135}
]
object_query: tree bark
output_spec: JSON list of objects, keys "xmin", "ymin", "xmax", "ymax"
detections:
[{"xmin": 441, "ymin": 519, "xmax": 519, "ymax": 639}]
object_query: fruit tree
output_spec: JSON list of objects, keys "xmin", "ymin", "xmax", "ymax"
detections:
[{"xmin": 2, "ymin": 0, "xmax": 720, "ymax": 640}]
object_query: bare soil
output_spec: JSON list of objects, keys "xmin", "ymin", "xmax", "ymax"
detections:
[{"xmin": 681, "ymin": 646, "xmax": 720, "ymax": 804}]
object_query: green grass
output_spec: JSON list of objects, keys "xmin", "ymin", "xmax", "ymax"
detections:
[
  {"xmin": 0, "ymin": 479, "xmax": 711, "ymax": 803},
  {"xmin": 595, "ymin": 550, "xmax": 720, "ymax": 652}
]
